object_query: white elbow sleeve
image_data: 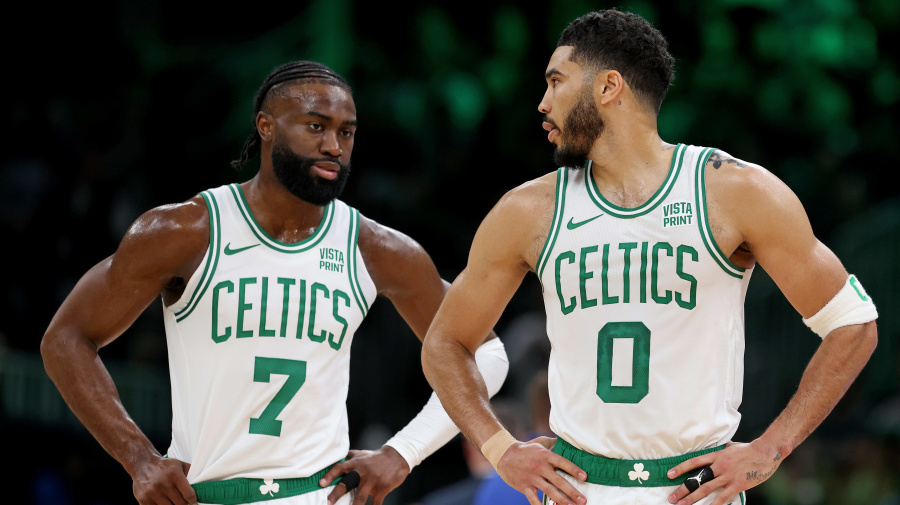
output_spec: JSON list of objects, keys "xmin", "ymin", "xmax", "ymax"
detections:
[
  {"xmin": 802, "ymin": 274, "xmax": 878, "ymax": 338},
  {"xmin": 384, "ymin": 338, "xmax": 509, "ymax": 470}
]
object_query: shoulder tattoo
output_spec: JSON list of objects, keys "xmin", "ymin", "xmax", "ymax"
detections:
[{"xmin": 708, "ymin": 150, "xmax": 749, "ymax": 169}]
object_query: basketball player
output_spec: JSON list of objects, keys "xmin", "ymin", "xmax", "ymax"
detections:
[
  {"xmin": 40, "ymin": 61, "xmax": 509, "ymax": 505},
  {"xmin": 421, "ymin": 9, "xmax": 878, "ymax": 505}
]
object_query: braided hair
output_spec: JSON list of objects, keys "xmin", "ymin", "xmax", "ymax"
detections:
[
  {"xmin": 231, "ymin": 61, "xmax": 352, "ymax": 170},
  {"xmin": 558, "ymin": 9, "xmax": 675, "ymax": 114}
]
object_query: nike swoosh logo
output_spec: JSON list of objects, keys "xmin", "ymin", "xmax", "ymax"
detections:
[
  {"xmin": 224, "ymin": 243, "xmax": 260, "ymax": 255},
  {"xmin": 567, "ymin": 214, "xmax": 603, "ymax": 230}
]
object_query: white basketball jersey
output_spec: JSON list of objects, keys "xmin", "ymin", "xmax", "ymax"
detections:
[
  {"xmin": 537, "ymin": 144, "xmax": 754, "ymax": 460},
  {"xmin": 163, "ymin": 183, "xmax": 377, "ymax": 483}
]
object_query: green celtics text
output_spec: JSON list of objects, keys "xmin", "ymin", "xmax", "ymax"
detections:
[
  {"xmin": 210, "ymin": 277, "xmax": 350, "ymax": 350},
  {"xmin": 554, "ymin": 241, "xmax": 698, "ymax": 314}
]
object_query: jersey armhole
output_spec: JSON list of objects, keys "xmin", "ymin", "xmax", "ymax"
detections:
[
  {"xmin": 694, "ymin": 148, "xmax": 747, "ymax": 279},
  {"xmin": 346, "ymin": 208, "xmax": 370, "ymax": 317},
  {"xmin": 536, "ymin": 167, "xmax": 569, "ymax": 287},
  {"xmin": 171, "ymin": 190, "xmax": 222, "ymax": 321}
]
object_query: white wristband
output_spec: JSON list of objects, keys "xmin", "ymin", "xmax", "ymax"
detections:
[
  {"xmin": 384, "ymin": 338, "xmax": 509, "ymax": 470},
  {"xmin": 802, "ymin": 274, "xmax": 878, "ymax": 338}
]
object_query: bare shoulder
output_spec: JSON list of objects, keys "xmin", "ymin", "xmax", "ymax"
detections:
[
  {"xmin": 704, "ymin": 149, "xmax": 812, "ymax": 258},
  {"xmin": 356, "ymin": 211, "xmax": 440, "ymax": 297},
  {"xmin": 114, "ymin": 195, "xmax": 211, "ymax": 281},
  {"xmin": 356, "ymin": 212, "xmax": 426, "ymax": 263},
  {"xmin": 495, "ymin": 171, "xmax": 559, "ymax": 215},
  {"xmin": 481, "ymin": 171, "xmax": 559, "ymax": 271},
  {"xmin": 704, "ymin": 149, "xmax": 803, "ymax": 218}
]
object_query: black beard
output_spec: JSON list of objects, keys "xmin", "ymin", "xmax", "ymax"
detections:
[
  {"xmin": 271, "ymin": 139, "xmax": 351, "ymax": 205},
  {"xmin": 552, "ymin": 87, "xmax": 604, "ymax": 170}
]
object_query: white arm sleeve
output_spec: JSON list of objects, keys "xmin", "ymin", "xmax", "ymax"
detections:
[
  {"xmin": 384, "ymin": 338, "xmax": 509, "ymax": 470},
  {"xmin": 802, "ymin": 274, "xmax": 878, "ymax": 338}
]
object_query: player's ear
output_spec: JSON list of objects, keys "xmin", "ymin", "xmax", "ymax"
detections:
[
  {"xmin": 594, "ymin": 70, "xmax": 624, "ymax": 106},
  {"xmin": 256, "ymin": 111, "xmax": 275, "ymax": 142}
]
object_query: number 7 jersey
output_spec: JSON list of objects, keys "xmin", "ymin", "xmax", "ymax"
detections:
[
  {"xmin": 162, "ymin": 183, "xmax": 377, "ymax": 484},
  {"xmin": 537, "ymin": 144, "xmax": 754, "ymax": 460}
]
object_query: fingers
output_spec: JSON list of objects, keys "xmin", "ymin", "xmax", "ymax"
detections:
[
  {"xmin": 174, "ymin": 460, "xmax": 196, "ymax": 504},
  {"xmin": 352, "ymin": 485, "xmax": 368, "ymax": 505},
  {"xmin": 545, "ymin": 471, "xmax": 586, "ymax": 505},
  {"xmin": 320, "ymin": 462, "xmax": 348, "ymax": 488},
  {"xmin": 174, "ymin": 477, "xmax": 197, "ymax": 505},
  {"xmin": 523, "ymin": 488, "xmax": 543, "ymax": 505},
  {"xmin": 670, "ymin": 479, "xmax": 740, "ymax": 505},
  {"xmin": 710, "ymin": 487, "xmax": 741, "ymax": 505},
  {"xmin": 326, "ymin": 483, "xmax": 348, "ymax": 505},
  {"xmin": 667, "ymin": 454, "xmax": 715, "ymax": 480},
  {"xmin": 667, "ymin": 455, "xmax": 718, "ymax": 505},
  {"xmin": 548, "ymin": 453, "xmax": 587, "ymax": 482},
  {"xmin": 137, "ymin": 459, "xmax": 195, "ymax": 505},
  {"xmin": 326, "ymin": 469, "xmax": 361, "ymax": 505}
]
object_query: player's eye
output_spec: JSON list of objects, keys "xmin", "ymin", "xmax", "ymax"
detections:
[{"xmin": 308, "ymin": 123, "xmax": 323, "ymax": 131}]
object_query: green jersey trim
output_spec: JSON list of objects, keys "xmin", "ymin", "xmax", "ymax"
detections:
[
  {"xmin": 175, "ymin": 190, "xmax": 222, "ymax": 322},
  {"xmin": 585, "ymin": 143, "xmax": 685, "ymax": 218},
  {"xmin": 228, "ymin": 184, "xmax": 334, "ymax": 253},
  {"xmin": 537, "ymin": 168, "xmax": 568, "ymax": 282},
  {"xmin": 694, "ymin": 147, "xmax": 746, "ymax": 278},
  {"xmin": 347, "ymin": 208, "xmax": 370, "ymax": 317}
]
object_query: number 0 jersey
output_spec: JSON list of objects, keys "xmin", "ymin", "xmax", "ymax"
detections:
[
  {"xmin": 537, "ymin": 144, "xmax": 754, "ymax": 460},
  {"xmin": 162, "ymin": 183, "xmax": 377, "ymax": 484}
]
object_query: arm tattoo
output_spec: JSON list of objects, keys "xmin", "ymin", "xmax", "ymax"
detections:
[
  {"xmin": 746, "ymin": 465, "xmax": 778, "ymax": 483},
  {"xmin": 708, "ymin": 150, "xmax": 749, "ymax": 169},
  {"xmin": 747, "ymin": 455, "xmax": 782, "ymax": 483}
]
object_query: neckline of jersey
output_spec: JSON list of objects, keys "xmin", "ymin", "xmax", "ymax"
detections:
[
  {"xmin": 228, "ymin": 183, "xmax": 334, "ymax": 253},
  {"xmin": 584, "ymin": 143, "xmax": 685, "ymax": 218}
]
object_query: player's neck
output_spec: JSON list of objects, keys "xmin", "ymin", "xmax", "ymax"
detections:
[
  {"xmin": 586, "ymin": 127, "xmax": 676, "ymax": 209},
  {"xmin": 240, "ymin": 174, "xmax": 327, "ymax": 243}
]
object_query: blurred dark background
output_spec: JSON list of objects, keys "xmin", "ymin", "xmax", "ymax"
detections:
[{"xmin": 1, "ymin": 0, "xmax": 898, "ymax": 504}]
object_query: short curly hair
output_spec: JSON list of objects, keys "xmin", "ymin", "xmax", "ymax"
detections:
[{"xmin": 558, "ymin": 9, "xmax": 675, "ymax": 114}]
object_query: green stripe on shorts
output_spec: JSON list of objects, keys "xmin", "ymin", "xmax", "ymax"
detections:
[
  {"xmin": 192, "ymin": 463, "xmax": 342, "ymax": 504},
  {"xmin": 553, "ymin": 438, "xmax": 724, "ymax": 487}
]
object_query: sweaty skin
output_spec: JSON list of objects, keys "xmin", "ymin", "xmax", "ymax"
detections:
[
  {"xmin": 422, "ymin": 46, "xmax": 876, "ymax": 505},
  {"xmin": 41, "ymin": 82, "xmax": 496, "ymax": 505}
]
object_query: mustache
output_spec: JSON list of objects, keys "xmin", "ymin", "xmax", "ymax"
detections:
[
  {"xmin": 543, "ymin": 115, "xmax": 560, "ymax": 130},
  {"xmin": 307, "ymin": 156, "xmax": 348, "ymax": 169}
]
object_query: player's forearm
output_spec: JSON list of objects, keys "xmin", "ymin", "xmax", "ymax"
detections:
[
  {"xmin": 41, "ymin": 329, "xmax": 161, "ymax": 476},
  {"xmin": 755, "ymin": 321, "xmax": 877, "ymax": 457},
  {"xmin": 387, "ymin": 339, "xmax": 508, "ymax": 468},
  {"xmin": 422, "ymin": 333, "xmax": 507, "ymax": 447}
]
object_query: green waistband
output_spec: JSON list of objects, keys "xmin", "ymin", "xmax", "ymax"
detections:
[
  {"xmin": 553, "ymin": 438, "xmax": 724, "ymax": 487},
  {"xmin": 192, "ymin": 463, "xmax": 342, "ymax": 504}
]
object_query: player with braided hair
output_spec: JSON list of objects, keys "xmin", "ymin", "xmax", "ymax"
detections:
[{"xmin": 41, "ymin": 60, "xmax": 509, "ymax": 505}]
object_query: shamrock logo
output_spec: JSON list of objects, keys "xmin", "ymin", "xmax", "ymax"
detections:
[
  {"xmin": 259, "ymin": 479, "xmax": 280, "ymax": 496},
  {"xmin": 628, "ymin": 463, "xmax": 650, "ymax": 484}
]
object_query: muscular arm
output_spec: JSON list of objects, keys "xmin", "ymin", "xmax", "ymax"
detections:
[
  {"xmin": 421, "ymin": 190, "xmax": 533, "ymax": 446},
  {"xmin": 40, "ymin": 197, "xmax": 208, "ymax": 505},
  {"xmin": 667, "ymin": 154, "xmax": 878, "ymax": 505},
  {"xmin": 422, "ymin": 174, "xmax": 587, "ymax": 505},
  {"xmin": 320, "ymin": 213, "xmax": 506, "ymax": 505},
  {"xmin": 358, "ymin": 214, "xmax": 485, "ymax": 342}
]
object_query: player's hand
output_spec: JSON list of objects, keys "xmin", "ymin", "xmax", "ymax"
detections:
[
  {"xmin": 131, "ymin": 456, "xmax": 196, "ymax": 505},
  {"xmin": 666, "ymin": 441, "xmax": 783, "ymax": 505},
  {"xmin": 496, "ymin": 437, "xmax": 587, "ymax": 505},
  {"xmin": 319, "ymin": 446, "xmax": 411, "ymax": 505}
]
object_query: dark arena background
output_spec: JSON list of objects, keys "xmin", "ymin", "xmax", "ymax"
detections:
[{"xmin": 2, "ymin": 1, "xmax": 898, "ymax": 504}]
